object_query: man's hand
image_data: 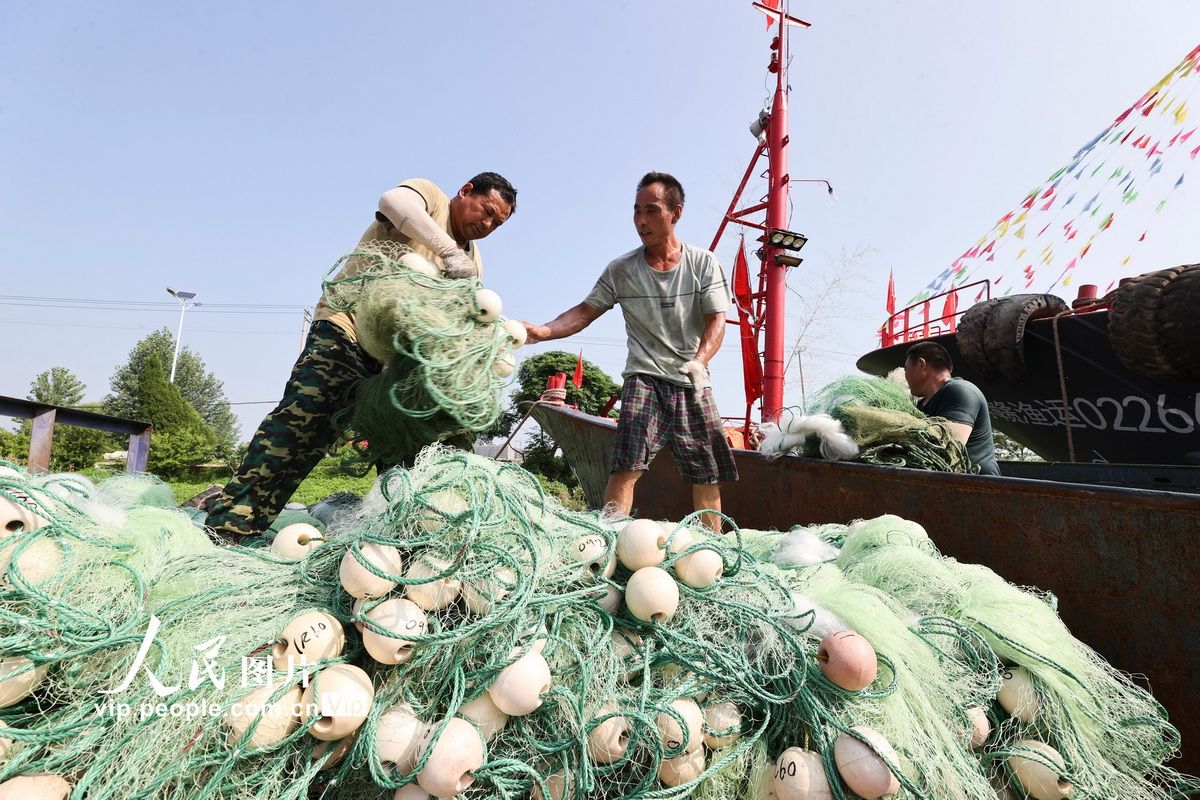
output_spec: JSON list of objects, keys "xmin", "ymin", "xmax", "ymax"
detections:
[
  {"xmin": 678, "ymin": 360, "xmax": 711, "ymax": 403},
  {"xmin": 442, "ymin": 249, "xmax": 479, "ymax": 279},
  {"xmin": 521, "ymin": 321, "xmax": 553, "ymax": 344}
]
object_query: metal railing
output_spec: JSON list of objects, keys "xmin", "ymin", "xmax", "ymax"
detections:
[
  {"xmin": 880, "ymin": 279, "xmax": 992, "ymax": 347},
  {"xmin": 0, "ymin": 395, "xmax": 151, "ymax": 473}
]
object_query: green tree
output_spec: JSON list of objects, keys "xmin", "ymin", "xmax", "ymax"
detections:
[
  {"xmin": 15, "ymin": 368, "xmax": 108, "ymax": 472},
  {"xmin": 491, "ymin": 351, "xmax": 622, "ymax": 440},
  {"xmin": 103, "ymin": 329, "xmax": 240, "ymax": 452},
  {"xmin": 486, "ymin": 351, "xmax": 621, "ymax": 492},
  {"xmin": 135, "ymin": 356, "xmax": 216, "ymax": 477},
  {"xmin": 994, "ymin": 431, "xmax": 1043, "ymax": 462}
]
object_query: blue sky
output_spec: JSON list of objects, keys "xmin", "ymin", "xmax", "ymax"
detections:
[{"xmin": 4, "ymin": 1, "xmax": 1200, "ymax": 440}]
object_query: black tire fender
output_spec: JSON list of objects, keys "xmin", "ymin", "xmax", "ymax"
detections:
[
  {"xmin": 1110, "ymin": 266, "xmax": 1189, "ymax": 380},
  {"xmin": 955, "ymin": 298, "xmax": 1003, "ymax": 383},
  {"xmin": 973, "ymin": 294, "xmax": 1069, "ymax": 384},
  {"xmin": 1160, "ymin": 263, "xmax": 1200, "ymax": 380}
]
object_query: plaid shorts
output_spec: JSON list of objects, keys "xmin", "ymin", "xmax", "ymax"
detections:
[{"xmin": 610, "ymin": 374, "xmax": 739, "ymax": 485}]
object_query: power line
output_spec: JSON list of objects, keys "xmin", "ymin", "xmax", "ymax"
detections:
[{"xmin": 0, "ymin": 294, "xmax": 305, "ymax": 309}]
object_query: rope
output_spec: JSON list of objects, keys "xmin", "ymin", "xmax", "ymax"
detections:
[{"xmin": 1051, "ymin": 311, "xmax": 1077, "ymax": 462}]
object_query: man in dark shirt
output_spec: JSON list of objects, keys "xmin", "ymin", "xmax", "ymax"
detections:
[{"xmin": 903, "ymin": 341, "xmax": 1000, "ymax": 475}]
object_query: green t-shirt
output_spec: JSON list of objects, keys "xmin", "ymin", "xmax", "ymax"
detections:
[
  {"xmin": 917, "ymin": 378, "xmax": 1000, "ymax": 475},
  {"xmin": 584, "ymin": 243, "xmax": 730, "ymax": 385}
]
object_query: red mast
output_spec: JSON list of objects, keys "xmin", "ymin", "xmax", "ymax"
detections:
[
  {"xmin": 762, "ymin": 20, "xmax": 791, "ymax": 420},
  {"xmin": 710, "ymin": 2, "xmax": 811, "ymax": 427}
]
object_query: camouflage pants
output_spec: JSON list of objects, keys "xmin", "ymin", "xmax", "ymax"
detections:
[{"xmin": 205, "ymin": 320, "xmax": 380, "ymax": 536}]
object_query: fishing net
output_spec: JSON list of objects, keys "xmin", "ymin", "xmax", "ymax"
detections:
[
  {"xmin": 319, "ymin": 240, "xmax": 518, "ymax": 468},
  {"xmin": 759, "ymin": 375, "xmax": 975, "ymax": 473},
  {"xmin": 834, "ymin": 521, "xmax": 1185, "ymax": 800},
  {"xmin": 0, "ymin": 456, "xmax": 1192, "ymax": 800}
]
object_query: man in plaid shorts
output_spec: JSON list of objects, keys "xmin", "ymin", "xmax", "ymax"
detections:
[{"xmin": 523, "ymin": 172, "xmax": 737, "ymax": 529}]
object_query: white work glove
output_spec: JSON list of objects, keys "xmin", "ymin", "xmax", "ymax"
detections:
[
  {"xmin": 678, "ymin": 360, "xmax": 711, "ymax": 403},
  {"xmin": 441, "ymin": 248, "xmax": 479, "ymax": 280}
]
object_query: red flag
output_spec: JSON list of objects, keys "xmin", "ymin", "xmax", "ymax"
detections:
[
  {"xmin": 572, "ymin": 352, "xmax": 584, "ymax": 389},
  {"xmin": 734, "ymin": 242, "xmax": 764, "ymax": 405},
  {"xmin": 942, "ymin": 283, "xmax": 959, "ymax": 329},
  {"xmin": 762, "ymin": 0, "xmax": 780, "ymax": 28},
  {"xmin": 886, "ymin": 270, "xmax": 896, "ymax": 317}
]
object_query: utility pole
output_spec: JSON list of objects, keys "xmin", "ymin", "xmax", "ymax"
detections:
[{"xmin": 301, "ymin": 307, "xmax": 313, "ymax": 352}]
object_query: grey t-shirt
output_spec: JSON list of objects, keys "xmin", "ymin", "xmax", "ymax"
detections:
[
  {"xmin": 917, "ymin": 378, "xmax": 1000, "ymax": 475},
  {"xmin": 584, "ymin": 243, "xmax": 731, "ymax": 385}
]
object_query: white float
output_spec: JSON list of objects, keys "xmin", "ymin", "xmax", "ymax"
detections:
[
  {"xmin": 966, "ymin": 704, "xmax": 991, "ymax": 749},
  {"xmin": 1007, "ymin": 740, "xmax": 1075, "ymax": 800},
  {"xmin": 474, "ymin": 288, "xmax": 503, "ymax": 323},
  {"xmin": 271, "ymin": 523, "xmax": 325, "ymax": 560},
  {"xmin": 610, "ymin": 630, "xmax": 643, "ymax": 683},
  {"xmin": 702, "ymin": 702, "xmax": 743, "ymax": 748},
  {"xmin": 0, "ymin": 488, "xmax": 52, "ymax": 536},
  {"xmin": 493, "ymin": 353, "xmax": 516, "ymax": 378},
  {"xmin": 312, "ymin": 730, "xmax": 358, "ymax": 769},
  {"xmin": 301, "ymin": 664, "xmax": 375, "ymax": 741},
  {"xmin": 773, "ymin": 747, "xmax": 834, "ymax": 800},
  {"xmin": 586, "ymin": 705, "xmax": 631, "ymax": 764},
  {"xmin": 616, "ymin": 519, "xmax": 668, "ymax": 570},
  {"xmin": 339, "ymin": 542, "xmax": 404, "ymax": 599},
  {"xmin": 531, "ymin": 770, "xmax": 572, "ymax": 800},
  {"xmin": 625, "ymin": 566, "xmax": 679, "ymax": 623},
  {"xmin": 0, "ymin": 658, "xmax": 49, "ymax": 708},
  {"xmin": 362, "ymin": 598, "xmax": 428, "ymax": 664},
  {"xmin": 415, "ymin": 717, "xmax": 486, "ymax": 798},
  {"xmin": 272, "ymin": 611, "xmax": 346, "ymax": 670},
  {"xmin": 417, "ymin": 491, "xmax": 469, "ymax": 533},
  {"xmin": 488, "ymin": 651, "xmax": 551, "ymax": 716},
  {"xmin": 833, "ymin": 726, "xmax": 901, "ymax": 799},
  {"xmin": 0, "ymin": 773, "xmax": 70, "ymax": 800},
  {"xmin": 376, "ymin": 702, "xmax": 427, "ymax": 774},
  {"xmin": 658, "ymin": 746, "xmax": 705, "ymax": 787},
  {"xmin": 571, "ymin": 534, "xmax": 616, "ymax": 580},
  {"xmin": 392, "ymin": 783, "xmax": 437, "ymax": 800},
  {"xmin": 656, "ymin": 697, "xmax": 704, "ymax": 755},
  {"xmin": 400, "ymin": 252, "xmax": 440, "ymax": 277},
  {"xmin": 224, "ymin": 682, "xmax": 303, "ymax": 749},
  {"xmin": 501, "ymin": 317, "xmax": 527, "ymax": 348},
  {"xmin": 597, "ymin": 584, "xmax": 623, "ymax": 614},
  {"xmin": 459, "ymin": 693, "xmax": 509, "ymax": 742},
  {"xmin": 675, "ymin": 546, "xmax": 724, "ymax": 589},
  {"xmin": 404, "ymin": 555, "xmax": 462, "ymax": 611},
  {"xmin": 461, "ymin": 567, "xmax": 516, "ymax": 615},
  {"xmin": 0, "ymin": 538, "xmax": 63, "ymax": 588},
  {"xmin": 998, "ymin": 666, "xmax": 1041, "ymax": 723}
]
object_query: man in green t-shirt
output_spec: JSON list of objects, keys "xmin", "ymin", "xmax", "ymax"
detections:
[
  {"xmin": 523, "ymin": 172, "xmax": 738, "ymax": 530},
  {"xmin": 903, "ymin": 340, "xmax": 1000, "ymax": 475}
]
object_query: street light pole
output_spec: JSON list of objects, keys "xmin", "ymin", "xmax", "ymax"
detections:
[{"xmin": 166, "ymin": 287, "xmax": 201, "ymax": 383}]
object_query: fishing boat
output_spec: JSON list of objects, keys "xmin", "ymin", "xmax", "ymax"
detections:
[{"xmin": 531, "ymin": 1, "xmax": 1200, "ymax": 773}]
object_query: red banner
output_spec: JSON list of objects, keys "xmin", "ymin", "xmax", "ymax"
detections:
[{"xmin": 734, "ymin": 242, "xmax": 764, "ymax": 405}]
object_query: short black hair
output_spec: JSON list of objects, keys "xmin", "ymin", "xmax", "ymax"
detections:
[
  {"xmin": 466, "ymin": 172, "xmax": 518, "ymax": 214},
  {"xmin": 637, "ymin": 172, "xmax": 685, "ymax": 209},
  {"xmin": 906, "ymin": 340, "xmax": 954, "ymax": 373}
]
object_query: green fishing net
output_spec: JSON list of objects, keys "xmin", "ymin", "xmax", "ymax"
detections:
[
  {"xmin": 0, "ymin": 457, "xmax": 1191, "ymax": 800},
  {"xmin": 320, "ymin": 240, "xmax": 518, "ymax": 469}
]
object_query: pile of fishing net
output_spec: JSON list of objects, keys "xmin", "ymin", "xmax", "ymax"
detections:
[
  {"xmin": 758, "ymin": 374, "xmax": 975, "ymax": 473},
  {"xmin": 320, "ymin": 240, "xmax": 526, "ymax": 467},
  {"xmin": 0, "ymin": 454, "xmax": 1192, "ymax": 800}
]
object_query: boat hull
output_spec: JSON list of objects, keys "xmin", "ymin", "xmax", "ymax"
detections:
[
  {"xmin": 530, "ymin": 401, "xmax": 1200, "ymax": 773},
  {"xmin": 857, "ymin": 308, "xmax": 1200, "ymax": 466}
]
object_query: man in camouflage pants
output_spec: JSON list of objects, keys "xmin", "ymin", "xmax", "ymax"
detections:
[{"xmin": 205, "ymin": 173, "xmax": 517, "ymax": 541}]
